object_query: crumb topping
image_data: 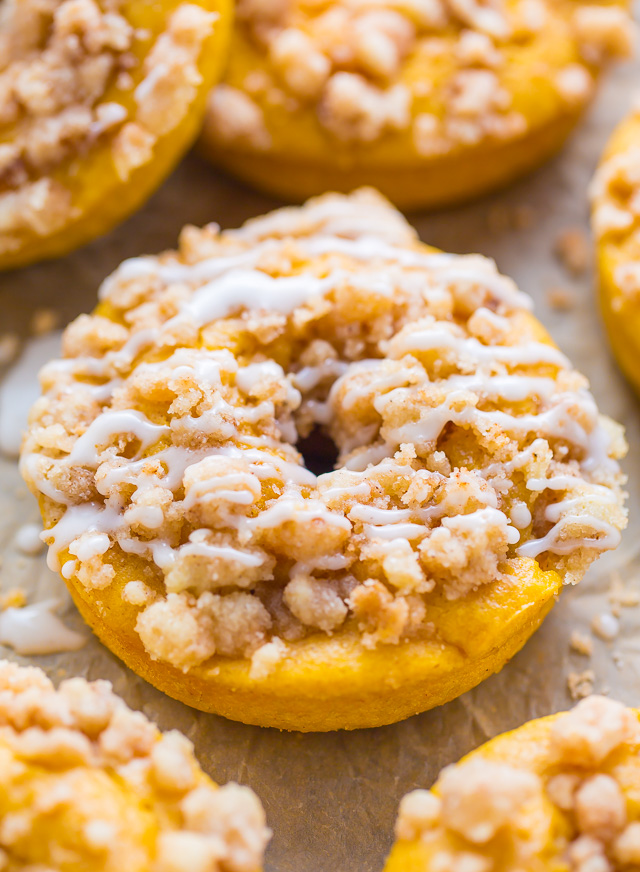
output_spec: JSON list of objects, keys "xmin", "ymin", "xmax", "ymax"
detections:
[
  {"xmin": 591, "ymin": 105, "xmax": 640, "ymax": 310},
  {"xmin": 395, "ymin": 696, "xmax": 640, "ymax": 872},
  {"xmin": 21, "ymin": 189, "xmax": 627, "ymax": 673},
  {"xmin": 0, "ymin": 0, "xmax": 217, "ymax": 255},
  {"xmin": 207, "ymin": 0, "xmax": 633, "ymax": 156},
  {"xmin": 0, "ymin": 660, "xmax": 269, "ymax": 871}
]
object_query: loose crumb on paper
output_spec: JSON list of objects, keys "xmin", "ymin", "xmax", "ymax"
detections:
[
  {"xmin": 546, "ymin": 285, "xmax": 578, "ymax": 311},
  {"xmin": 554, "ymin": 226, "xmax": 590, "ymax": 276},
  {"xmin": 0, "ymin": 335, "xmax": 20, "ymax": 366},
  {"xmin": 30, "ymin": 308, "xmax": 59, "ymax": 337},
  {"xmin": 608, "ymin": 572, "xmax": 640, "ymax": 617},
  {"xmin": 570, "ymin": 630, "xmax": 594, "ymax": 657},
  {"xmin": 568, "ymin": 669, "xmax": 596, "ymax": 700}
]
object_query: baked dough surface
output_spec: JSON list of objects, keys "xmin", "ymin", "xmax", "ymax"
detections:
[{"xmin": 22, "ymin": 190, "xmax": 627, "ymax": 730}]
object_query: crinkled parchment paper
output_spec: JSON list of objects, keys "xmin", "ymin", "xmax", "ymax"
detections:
[{"xmin": 1, "ymin": 25, "xmax": 640, "ymax": 869}]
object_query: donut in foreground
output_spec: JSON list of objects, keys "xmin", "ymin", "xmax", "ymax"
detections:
[
  {"xmin": 386, "ymin": 695, "xmax": 640, "ymax": 871},
  {"xmin": 0, "ymin": 659, "xmax": 269, "ymax": 871},
  {"xmin": 22, "ymin": 190, "xmax": 627, "ymax": 731},
  {"xmin": 199, "ymin": 0, "xmax": 633, "ymax": 209},
  {"xmin": 591, "ymin": 102, "xmax": 640, "ymax": 395},
  {"xmin": 0, "ymin": 0, "xmax": 231, "ymax": 271}
]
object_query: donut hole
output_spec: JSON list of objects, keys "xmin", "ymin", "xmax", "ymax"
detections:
[{"xmin": 296, "ymin": 425, "xmax": 339, "ymax": 476}]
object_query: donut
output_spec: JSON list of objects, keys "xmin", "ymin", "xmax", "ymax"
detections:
[
  {"xmin": 198, "ymin": 0, "xmax": 633, "ymax": 210},
  {"xmin": 386, "ymin": 695, "xmax": 640, "ymax": 872},
  {"xmin": 0, "ymin": 659, "xmax": 269, "ymax": 871},
  {"xmin": 21, "ymin": 189, "xmax": 627, "ymax": 732},
  {"xmin": 0, "ymin": 0, "xmax": 231, "ymax": 271},
  {"xmin": 591, "ymin": 101, "xmax": 640, "ymax": 395}
]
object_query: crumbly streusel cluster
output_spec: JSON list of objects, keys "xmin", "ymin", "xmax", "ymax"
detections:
[
  {"xmin": 0, "ymin": 660, "xmax": 269, "ymax": 871},
  {"xmin": 209, "ymin": 0, "xmax": 633, "ymax": 154},
  {"xmin": 0, "ymin": 0, "xmax": 215, "ymax": 254},
  {"xmin": 396, "ymin": 695, "xmax": 640, "ymax": 872},
  {"xmin": 22, "ymin": 190, "xmax": 627, "ymax": 675},
  {"xmin": 591, "ymin": 103, "xmax": 640, "ymax": 306}
]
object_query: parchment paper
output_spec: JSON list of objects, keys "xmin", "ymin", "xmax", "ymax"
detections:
[{"xmin": 1, "ymin": 27, "xmax": 640, "ymax": 870}]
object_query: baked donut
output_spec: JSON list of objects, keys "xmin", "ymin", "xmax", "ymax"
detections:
[
  {"xmin": 0, "ymin": 659, "xmax": 269, "ymax": 871},
  {"xmin": 0, "ymin": 0, "xmax": 231, "ymax": 271},
  {"xmin": 386, "ymin": 695, "xmax": 640, "ymax": 872},
  {"xmin": 199, "ymin": 0, "xmax": 633, "ymax": 210},
  {"xmin": 591, "ymin": 101, "xmax": 640, "ymax": 395},
  {"xmin": 21, "ymin": 190, "xmax": 627, "ymax": 732}
]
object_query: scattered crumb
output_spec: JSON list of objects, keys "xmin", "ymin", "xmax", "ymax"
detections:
[
  {"xmin": 568, "ymin": 669, "xmax": 596, "ymax": 700},
  {"xmin": 608, "ymin": 573, "xmax": 640, "ymax": 617},
  {"xmin": 612, "ymin": 650, "xmax": 624, "ymax": 669},
  {"xmin": 591, "ymin": 612, "xmax": 620, "ymax": 642},
  {"xmin": 554, "ymin": 226, "xmax": 590, "ymax": 276},
  {"xmin": 570, "ymin": 630, "xmax": 594, "ymax": 657},
  {"xmin": 512, "ymin": 205, "xmax": 536, "ymax": 230},
  {"xmin": 0, "ymin": 588, "xmax": 26, "ymax": 610},
  {"xmin": 30, "ymin": 308, "xmax": 59, "ymax": 337},
  {"xmin": 487, "ymin": 204, "xmax": 536, "ymax": 234},
  {"xmin": 546, "ymin": 285, "xmax": 578, "ymax": 311},
  {"xmin": 0, "ymin": 334, "xmax": 20, "ymax": 366}
]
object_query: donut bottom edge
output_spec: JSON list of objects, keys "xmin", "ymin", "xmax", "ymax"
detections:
[
  {"xmin": 63, "ymin": 555, "xmax": 561, "ymax": 732},
  {"xmin": 199, "ymin": 107, "xmax": 583, "ymax": 212}
]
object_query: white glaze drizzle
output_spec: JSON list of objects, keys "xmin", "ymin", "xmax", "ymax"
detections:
[
  {"xmin": 0, "ymin": 600, "xmax": 86, "ymax": 655},
  {"xmin": 23, "ymin": 214, "xmax": 624, "ymax": 590}
]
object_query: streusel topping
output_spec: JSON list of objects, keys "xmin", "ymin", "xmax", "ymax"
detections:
[
  {"xmin": 396, "ymin": 696, "xmax": 640, "ymax": 872},
  {"xmin": 591, "ymin": 103, "xmax": 640, "ymax": 309},
  {"xmin": 207, "ymin": 0, "xmax": 633, "ymax": 155},
  {"xmin": 0, "ymin": 0, "xmax": 217, "ymax": 255},
  {"xmin": 0, "ymin": 659, "xmax": 269, "ymax": 871},
  {"xmin": 21, "ymin": 190, "xmax": 626, "ymax": 674}
]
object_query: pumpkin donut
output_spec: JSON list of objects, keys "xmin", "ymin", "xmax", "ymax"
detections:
[
  {"xmin": 0, "ymin": 659, "xmax": 269, "ymax": 871},
  {"xmin": 386, "ymin": 695, "xmax": 640, "ymax": 872},
  {"xmin": 198, "ymin": 0, "xmax": 633, "ymax": 210},
  {"xmin": 21, "ymin": 190, "xmax": 627, "ymax": 732},
  {"xmin": 591, "ymin": 100, "xmax": 640, "ymax": 395},
  {"xmin": 0, "ymin": 0, "xmax": 231, "ymax": 271}
]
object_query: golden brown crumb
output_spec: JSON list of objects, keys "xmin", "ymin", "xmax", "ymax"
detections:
[
  {"xmin": 0, "ymin": 588, "xmax": 27, "ymax": 609},
  {"xmin": 608, "ymin": 572, "xmax": 640, "ymax": 617},
  {"xmin": 568, "ymin": 669, "xmax": 596, "ymax": 700},
  {"xmin": 546, "ymin": 285, "xmax": 578, "ymax": 311},
  {"xmin": 30, "ymin": 308, "xmax": 59, "ymax": 337},
  {"xmin": 554, "ymin": 227, "xmax": 591, "ymax": 276},
  {"xmin": 570, "ymin": 630, "xmax": 594, "ymax": 657}
]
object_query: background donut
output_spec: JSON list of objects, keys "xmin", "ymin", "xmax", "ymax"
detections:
[{"xmin": 199, "ymin": 0, "xmax": 634, "ymax": 209}]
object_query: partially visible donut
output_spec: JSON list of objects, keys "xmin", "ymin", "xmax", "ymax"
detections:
[
  {"xmin": 591, "ymin": 100, "xmax": 640, "ymax": 394},
  {"xmin": 22, "ymin": 190, "xmax": 627, "ymax": 731},
  {"xmin": 0, "ymin": 659, "xmax": 269, "ymax": 871},
  {"xmin": 199, "ymin": 0, "xmax": 634, "ymax": 209},
  {"xmin": 386, "ymin": 695, "xmax": 640, "ymax": 871},
  {"xmin": 0, "ymin": 0, "xmax": 231, "ymax": 270}
]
